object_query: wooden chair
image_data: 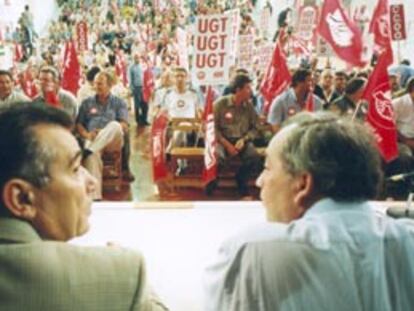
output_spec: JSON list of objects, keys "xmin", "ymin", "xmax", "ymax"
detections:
[
  {"xmin": 168, "ymin": 118, "xmax": 205, "ymax": 189},
  {"xmin": 102, "ymin": 150, "xmax": 123, "ymax": 192}
]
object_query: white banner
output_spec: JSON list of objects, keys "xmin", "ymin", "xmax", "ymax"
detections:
[
  {"xmin": 237, "ymin": 34, "xmax": 254, "ymax": 72},
  {"xmin": 256, "ymin": 41, "xmax": 273, "ymax": 75},
  {"xmin": 192, "ymin": 12, "xmax": 234, "ymax": 86},
  {"xmin": 176, "ymin": 26, "xmax": 189, "ymax": 72}
]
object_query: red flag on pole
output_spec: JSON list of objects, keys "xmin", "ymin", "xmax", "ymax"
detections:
[
  {"xmin": 317, "ymin": 0, "xmax": 366, "ymax": 67},
  {"xmin": 305, "ymin": 88, "xmax": 315, "ymax": 112},
  {"xmin": 143, "ymin": 66, "xmax": 155, "ymax": 104},
  {"xmin": 152, "ymin": 112, "xmax": 169, "ymax": 182},
  {"xmin": 61, "ymin": 40, "xmax": 81, "ymax": 96},
  {"xmin": 362, "ymin": 48, "xmax": 398, "ymax": 162},
  {"xmin": 369, "ymin": 0, "xmax": 393, "ymax": 66},
  {"xmin": 202, "ymin": 86, "xmax": 217, "ymax": 184},
  {"xmin": 115, "ymin": 50, "xmax": 127, "ymax": 86},
  {"xmin": 260, "ymin": 41, "xmax": 291, "ymax": 114},
  {"xmin": 14, "ymin": 43, "xmax": 23, "ymax": 62}
]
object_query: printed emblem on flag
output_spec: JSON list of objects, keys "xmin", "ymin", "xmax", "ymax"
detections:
[
  {"xmin": 176, "ymin": 100, "xmax": 186, "ymax": 109},
  {"xmin": 326, "ymin": 10, "xmax": 354, "ymax": 47}
]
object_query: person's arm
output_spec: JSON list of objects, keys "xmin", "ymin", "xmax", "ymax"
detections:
[
  {"xmin": 116, "ymin": 97, "xmax": 129, "ymax": 133},
  {"xmin": 214, "ymin": 100, "xmax": 239, "ymax": 156},
  {"xmin": 267, "ymin": 97, "xmax": 283, "ymax": 135}
]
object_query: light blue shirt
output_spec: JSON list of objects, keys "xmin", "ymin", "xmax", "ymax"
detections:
[
  {"xmin": 128, "ymin": 63, "xmax": 142, "ymax": 89},
  {"xmin": 204, "ymin": 198, "xmax": 414, "ymax": 311},
  {"xmin": 267, "ymin": 88, "xmax": 323, "ymax": 126}
]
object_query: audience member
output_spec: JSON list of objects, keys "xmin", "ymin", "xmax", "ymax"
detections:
[
  {"xmin": 0, "ymin": 70, "xmax": 30, "ymax": 108},
  {"xmin": 204, "ymin": 112, "xmax": 414, "ymax": 311},
  {"xmin": 267, "ymin": 68, "xmax": 323, "ymax": 134},
  {"xmin": 76, "ymin": 71, "xmax": 130, "ymax": 200},
  {"xmin": 209, "ymin": 74, "xmax": 262, "ymax": 199}
]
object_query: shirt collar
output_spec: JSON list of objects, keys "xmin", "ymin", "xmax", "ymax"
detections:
[
  {"xmin": 304, "ymin": 198, "xmax": 372, "ymax": 218},
  {"xmin": 0, "ymin": 217, "xmax": 42, "ymax": 243}
]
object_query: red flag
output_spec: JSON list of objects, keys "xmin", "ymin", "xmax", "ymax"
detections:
[
  {"xmin": 44, "ymin": 91, "xmax": 62, "ymax": 108},
  {"xmin": 14, "ymin": 43, "xmax": 23, "ymax": 62},
  {"xmin": 202, "ymin": 86, "xmax": 217, "ymax": 184},
  {"xmin": 317, "ymin": 0, "xmax": 366, "ymax": 67},
  {"xmin": 115, "ymin": 50, "xmax": 127, "ymax": 86},
  {"xmin": 260, "ymin": 42, "xmax": 291, "ymax": 114},
  {"xmin": 19, "ymin": 69, "xmax": 38, "ymax": 98},
  {"xmin": 369, "ymin": 0, "xmax": 393, "ymax": 66},
  {"xmin": 152, "ymin": 112, "xmax": 169, "ymax": 182},
  {"xmin": 143, "ymin": 66, "xmax": 155, "ymax": 103},
  {"xmin": 362, "ymin": 48, "xmax": 398, "ymax": 162},
  {"xmin": 305, "ymin": 89, "xmax": 314, "ymax": 112},
  {"xmin": 61, "ymin": 40, "xmax": 81, "ymax": 96}
]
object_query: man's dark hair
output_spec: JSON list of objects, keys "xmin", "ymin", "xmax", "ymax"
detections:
[
  {"xmin": 0, "ymin": 70, "xmax": 13, "ymax": 80},
  {"xmin": 344, "ymin": 78, "xmax": 366, "ymax": 95},
  {"xmin": 335, "ymin": 70, "xmax": 348, "ymax": 79},
  {"xmin": 406, "ymin": 77, "xmax": 414, "ymax": 93},
  {"xmin": 279, "ymin": 112, "xmax": 383, "ymax": 201},
  {"xmin": 401, "ymin": 59, "xmax": 411, "ymax": 66},
  {"xmin": 0, "ymin": 103, "xmax": 73, "ymax": 215},
  {"xmin": 230, "ymin": 74, "xmax": 252, "ymax": 93},
  {"xmin": 86, "ymin": 66, "xmax": 101, "ymax": 82},
  {"xmin": 291, "ymin": 69, "xmax": 311, "ymax": 88}
]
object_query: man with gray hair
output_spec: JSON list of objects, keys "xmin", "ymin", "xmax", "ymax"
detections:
[{"xmin": 204, "ymin": 112, "xmax": 414, "ymax": 311}]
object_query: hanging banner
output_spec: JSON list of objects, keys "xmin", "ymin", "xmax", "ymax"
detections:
[
  {"xmin": 390, "ymin": 4, "xmax": 406, "ymax": 41},
  {"xmin": 256, "ymin": 41, "xmax": 274, "ymax": 74},
  {"xmin": 76, "ymin": 21, "xmax": 88, "ymax": 52},
  {"xmin": 192, "ymin": 12, "xmax": 233, "ymax": 86}
]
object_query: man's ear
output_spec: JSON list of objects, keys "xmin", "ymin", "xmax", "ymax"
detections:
[
  {"xmin": 2, "ymin": 179, "xmax": 37, "ymax": 220},
  {"xmin": 293, "ymin": 172, "xmax": 315, "ymax": 213}
]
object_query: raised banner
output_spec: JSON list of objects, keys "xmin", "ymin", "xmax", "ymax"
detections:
[
  {"xmin": 296, "ymin": 5, "xmax": 319, "ymax": 49},
  {"xmin": 390, "ymin": 4, "xmax": 406, "ymax": 41},
  {"xmin": 237, "ymin": 34, "xmax": 254, "ymax": 72},
  {"xmin": 192, "ymin": 12, "xmax": 233, "ymax": 86},
  {"xmin": 256, "ymin": 41, "xmax": 274, "ymax": 75},
  {"xmin": 76, "ymin": 21, "xmax": 88, "ymax": 52}
]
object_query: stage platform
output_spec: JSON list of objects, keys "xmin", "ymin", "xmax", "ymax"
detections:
[{"xmin": 71, "ymin": 200, "xmax": 400, "ymax": 311}]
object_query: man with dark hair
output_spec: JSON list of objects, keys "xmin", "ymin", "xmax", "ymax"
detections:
[
  {"xmin": 204, "ymin": 112, "xmax": 414, "ymax": 311},
  {"xmin": 77, "ymin": 71, "xmax": 132, "ymax": 200},
  {"xmin": 267, "ymin": 68, "xmax": 323, "ymax": 134},
  {"xmin": 210, "ymin": 74, "xmax": 262, "ymax": 198},
  {"xmin": 33, "ymin": 66, "xmax": 78, "ymax": 120},
  {"xmin": 330, "ymin": 77, "xmax": 367, "ymax": 119},
  {"xmin": 0, "ymin": 70, "xmax": 29, "ymax": 108},
  {"xmin": 78, "ymin": 66, "xmax": 101, "ymax": 103},
  {"xmin": 0, "ymin": 103, "xmax": 167, "ymax": 310}
]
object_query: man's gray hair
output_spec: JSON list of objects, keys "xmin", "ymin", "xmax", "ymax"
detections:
[{"xmin": 279, "ymin": 112, "xmax": 383, "ymax": 201}]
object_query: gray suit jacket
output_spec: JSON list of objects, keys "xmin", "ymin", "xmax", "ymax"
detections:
[{"xmin": 0, "ymin": 218, "xmax": 167, "ymax": 311}]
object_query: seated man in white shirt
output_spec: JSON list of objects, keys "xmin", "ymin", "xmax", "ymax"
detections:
[
  {"xmin": 204, "ymin": 112, "xmax": 414, "ymax": 311},
  {"xmin": 162, "ymin": 67, "xmax": 203, "ymax": 158}
]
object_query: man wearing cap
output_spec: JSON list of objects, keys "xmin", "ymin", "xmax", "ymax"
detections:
[{"xmin": 209, "ymin": 74, "xmax": 262, "ymax": 199}]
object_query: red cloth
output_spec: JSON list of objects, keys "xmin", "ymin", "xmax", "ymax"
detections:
[
  {"xmin": 14, "ymin": 43, "xmax": 23, "ymax": 62},
  {"xmin": 369, "ymin": 0, "xmax": 393, "ymax": 66},
  {"xmin": 202, "ymin": 86, "xmax": 217, "ymax": 184},
  {"xmin": 44, "ymin": 91, "xmax": 61, "ymax": 108},
  {"xmin": 305, "ymin": 89, "xmax": 314, "ymax": 112},
  {"xmin": 61, "ymin": 40, "xmax": 81, "ymax": 96},
  {"xmin": 115, "ymin": 50, "xmax": 128, "ymax": 86},
  {"xmin": 143, "ymin": 67, "xmax": 155, "ymax": 104},
  {"xmin": 260, "ymin": 41, "xmax": 291, "ymax": 114},
  {"xmin": 317, "ymin": 0, "xmax": 366, "ymax": 67},
  {"xmin": 362, "ymin": 48, "xmax": 398, "ymax": 162},
  {"xmin": 151, "ymin": 112, "xmax": 169, "ymax": 182}
]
